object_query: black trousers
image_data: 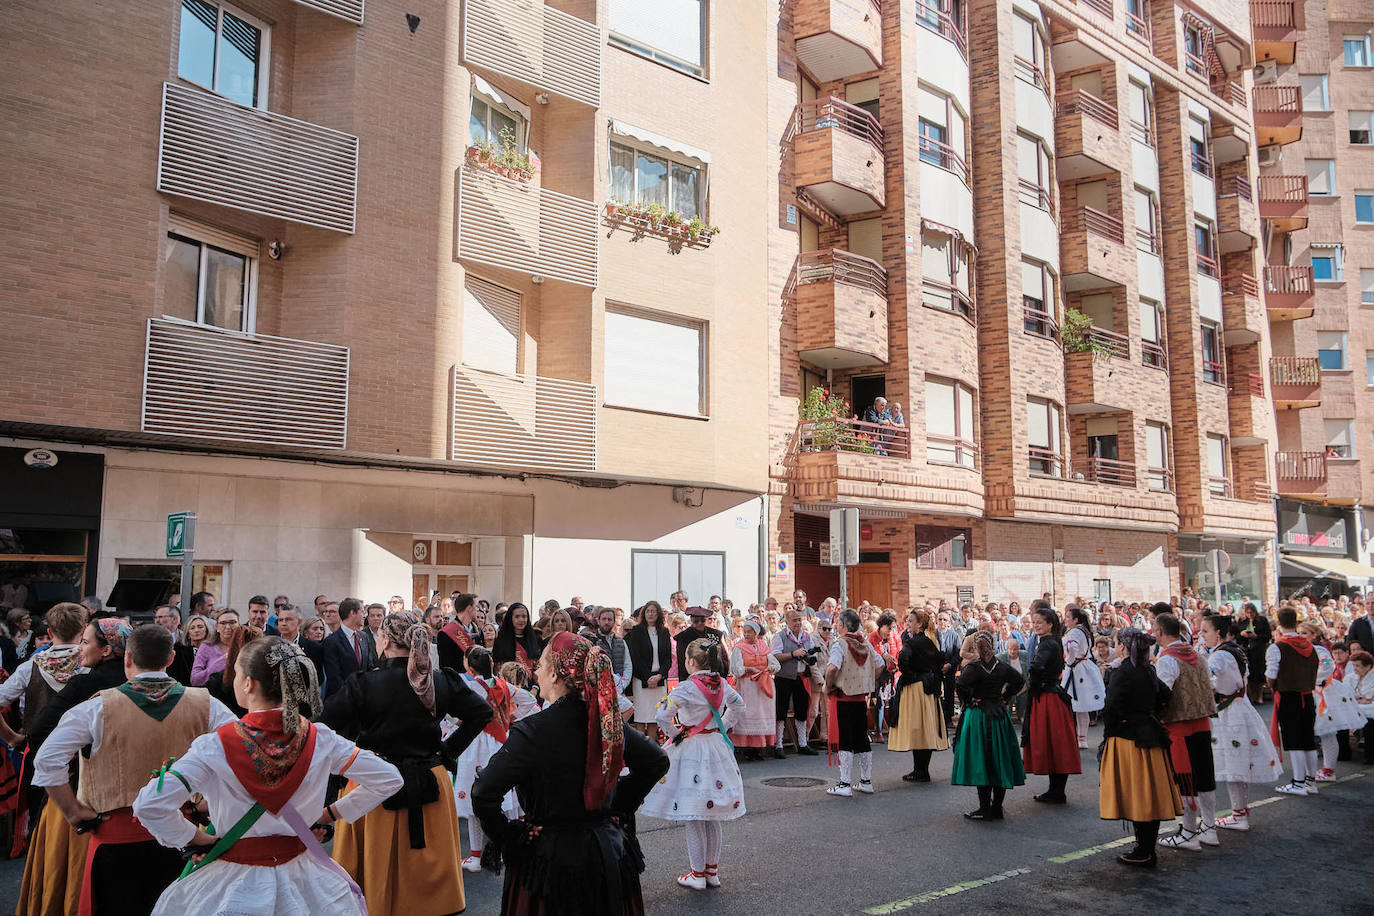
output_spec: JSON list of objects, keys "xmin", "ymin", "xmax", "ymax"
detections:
[
  {"xmin": 1275, "ymin": 691, "xmax": 1318, "ymax": 752},
  {"xmin": 941, "ymin": 671, "xmax": 957, "ymax": 722},
  {"xmin": 774, "ymin": 676, "xmax": 809, "ymax": 723},
  {"xmin": 835, "ymin": 700, "xmax": 871, "ymax": 754}
]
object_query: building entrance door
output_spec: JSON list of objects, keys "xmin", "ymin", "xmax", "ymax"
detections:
[{"xmin": 852, "ymin": 562, "xmax": 892, "ymax": 609}]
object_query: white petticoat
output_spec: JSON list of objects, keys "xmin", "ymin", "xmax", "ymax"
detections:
[
  {"xmin": 641, "ymin": 733, "xmax": 746, "ymax": 822},
  {"xmin": 1315, "ymin": 678, "xmax": 1366, "ymax": 734},
  {"xmin": 1061, "ymin": 660, "xmax": 1106, "ymax": 713},
  {"xmin": 452, "ymin": 732, "xmax": 519, "ymax": 819},
  {"xmin": 151, "ymin": 854, "xmax": 363, "ymax": 916},
  {"xmin": 1210, "ymin": 695, "xmax": 1284, "ymax": 784}
]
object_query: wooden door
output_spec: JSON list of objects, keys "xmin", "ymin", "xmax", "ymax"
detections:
[
  {"xmin": 413, "ymin": 575, "xmax": 430, "ymax": 609},
  {"xmin": 438, "ymin": 575, "xmax": 469, "ymax": 598},
  {"xmin": 852, "ymin": 563, "xmax": 892, "ymax": 609}
]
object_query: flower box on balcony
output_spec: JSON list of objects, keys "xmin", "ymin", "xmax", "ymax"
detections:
[
  {"xmin": 603, "ymin": 200, "xmax": 718, "ymax": 249},
  {"xmin": 466, "ymin": 145, "xmax": 535, "ymax": 185}
]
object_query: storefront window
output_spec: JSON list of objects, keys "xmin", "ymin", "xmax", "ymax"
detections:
[
  {"xmin": 0, "ymin": 528, "xmax": 89, "ymax": 611},
  {"xmin": 1182, "ymin": 552, "xmax": 1264, "ymax": 605}
]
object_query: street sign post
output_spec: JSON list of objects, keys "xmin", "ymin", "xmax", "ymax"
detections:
[
  {"xmin": 167, "ymin": 512, "xmax": 196, "ymax": 622},
  {"xmin": 826, "ymin": 508, "xmax": 860, "ymax": 610}
]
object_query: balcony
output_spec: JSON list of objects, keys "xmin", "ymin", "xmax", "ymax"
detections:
[
  {"xmin": 450, "ymin": 366, "xmax": 596, "ymax": 472},
  {"xmin": 1253, "ymin": 86, "xmax": 1302, "ymax": 148},
  {"xmin": 1142, "ymin": 340, "xmax": 1167, "ymax": 370},
  {"xmin": 796, "ymin": 417, "xmax": 910, "ymax": 459},
  {"xmin": 461, "ymin": 0, "xmax": 600, "ymax": 107},
  {"xmin": 1250, "ymin": 0, "xmax": 1301, "ymax": 64},
  {"xmin": 292, "ymin": 0, "xmax": 364, "ymax": 23},
  {"xmin": 157, "ymin": 82, "xmax": 359, "ymax": 233},
  {"xmin": 789, "ymin": 98, "xmax": 885, "ymax": 216},
  {"xmin": 1326, "ymin": 459, "xmax": 1363, "ymax": 505},
  {"xmin": 789, "ymin": 249, "xmax": 889, "ymax": 368},
  {"xmin": 457, "ymin": 166, "xmax": 598, "ymax": 287},
  {"xmin": 794, "ymin": 0, "xmax": 883, "ymax": 82},
  {"xmin": 1263, "ymin": 265, "xmax": 1314, "ymax": 320},
  {"xmin": 1084, "ymin": 456, "xmax": 1138, "ymax": 488},
  {"xmin": 142, "ymin": 318, "xmax": 349, "ymax": 449},
  {"xmin": 1054, "ymin": 90, "xmax": 1126, "ymax": 180},
  {"xmin": 1216, "ymin": 177, "xmax": 1259, "ymax": 252},
  {"xmin": 915, "ymin": 0, "xmax": 967, "ymax": 59},
  {"xmin": 1270, "ymin": 356, "xmax": 1320, "ymax": 409},
  {"xmin": 1221, "ymin": 274, "xmax": 1265, "ymax": 345},
  {"xmin": 1257, "ymin": 174, "xmax": 1308, "ymax": 232},
  {"xmin": 1050, "ymin": 27, "xmax": 1111, "ymax": 72},
  {"xmin": 1275, "ymin": 451, "xmax": 1326, "ymax": 497},
  {"xmin": 1065, "ymin": 328, "xmax": 1143, "ymax": 413},
  {"xmin": 1060, "ymin": 207, "xmax": 1132, "ymax": 291},
  {"xmin": 1227, "ymin": 372, "xmax": 1270, "ymax": 444}
]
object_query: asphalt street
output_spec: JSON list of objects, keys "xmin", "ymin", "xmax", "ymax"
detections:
[{"xmin": 1, "ymin": 718, "xmax": 1369, "ymax": 915}]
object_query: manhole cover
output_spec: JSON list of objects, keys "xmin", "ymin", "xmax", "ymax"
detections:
[{"xmin": 760, "ymin": 776, "xmax": 827, "ymax": 788}]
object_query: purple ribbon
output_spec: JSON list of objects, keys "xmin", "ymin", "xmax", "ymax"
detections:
[{"xmin": 278, "ymin": 803, "xmax": 369, "ymax": 914}]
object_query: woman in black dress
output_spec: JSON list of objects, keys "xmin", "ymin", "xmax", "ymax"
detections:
[
  {"xmin": 1236, "ymin": 602, "xmax": 1271, "ymax": 704},
  {"xmin": 491, "ymin": 603, "xmax": 542, "ymax": 680},
  {"xmin": 472, "ymin": 631, "xmax": 669, "ymax": 915},
  {"xmin": 1021, "ymin": 603, "xmax": 1082, "ymax": 803}
]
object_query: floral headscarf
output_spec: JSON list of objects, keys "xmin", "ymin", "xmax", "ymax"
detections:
[
  {"xmin": 382, "ymin": 612, "xmax": 435, "ymax": 713},
  {"xmin": 264, "ymin": 638, "xmax": 322, "ymax": 735},
  {"xmin": 973, "ymin": 630, "xmax": 997, "ymax": 665},
  {"xmin": 545, "ymin": 631, "xmax": 624, "ymax": 809},
  {"xmin": 94, "ymin": 619, "xmax": 132, "ymax": 655}
]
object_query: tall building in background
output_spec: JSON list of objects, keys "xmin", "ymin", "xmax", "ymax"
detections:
[
  {"xmin": 1255, "ymin": 0, "xmax": 1374, "ymax": 597},
  {"xmin": 768, "ymin": 0, "xmax": 1284, "ymax": 608},
  {"xmin": 0, "ymin": 0, "xmax": 772, "ymax": 612}
]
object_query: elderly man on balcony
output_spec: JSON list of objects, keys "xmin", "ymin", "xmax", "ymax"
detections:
[{"xmin": 862, "ymin": 396, "xmax": 895, "ymax": 455}]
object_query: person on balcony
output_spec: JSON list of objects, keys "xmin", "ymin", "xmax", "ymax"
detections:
[
  {"xmin": 862, "ymin": 397, "xmax": 895, "ymax": 456},
  {"xmin": 890, "ymin": 401, "xmax": 906, "ymax": 427}
]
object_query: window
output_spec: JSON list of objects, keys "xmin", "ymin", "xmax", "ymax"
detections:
[
  {"xmin": 918, "ymin": 119, "xmax": 946, "ymax": 166},
  {"xmin": 921, "ymin": 227, "xmax": 974, "ymax": 319},
  {"xmin": 1367, "ymin": 350, "xmax": 1374, "ymax": 386},
  {"xmin": 462, "ymin": 276, "xmax": 520, "ymax": 375},
  {"xmin": 1325, "ymin": 420, "xmax": 1355, "ymax": 458},
  {"xmin": 845, "ymin": 78, "xmax": 880, "ymax": 121},
  {"xmin": 609, "ymin": 141, "xmax": 704, "ymax": 220},
  {"xmin": 1134, "ymin": 186, "xmax": 1159, "ymax": 253},
  {"xmin": 1145, "ymin": 421, "xmax": 1171, "ymax": 491},
  {"xmin": 1311, "ymin": 244, "xmax": 1344, "ymax": 282},
  {"xmin": 604, "ymin": 306, "xmax": 705, "ymax": 416},
  {"xmin": 177, "ymin": 0, "xmax": 269, "ymax": 108},
  {"xmin": 1022, "ymin": 259, "xmax": 1057, "ymax": 336},
  {"xmin": 631, "ymin": 549, "xmax": 723, "ymax": 611},
  {"xmin": 1140, "ymin": 298, "xmax": 1166, "ymax": 368},
  {"xmin": 1126, "ymin": 0, "xmax": 1150, "ymax": 36},
  {"xmin": 1184, "ymin": 23, "xmax": 1204, "ymax": 74},
  {"xmin": 609, "ymin": 0, "xmax": 705, "ymax": 77},
  {"xmin": 1317, "ymin": 331, "xmax": 1348, "ymax": 371},
  {"xmin": 925, "ymin": 377, "xmax": 977, "ymax": 468},
  {"xmin": 1300, "ymin": 74, "xmax": 1330, "ymax": 112},
  {"xmin": 469, "ymin": 91, "xmax": 526, "ymax": 152},
  {"xmin": 1206, "ymin": 434, "xmax": 1230, "ymax": 496},
  {"xmin": 1195, "ymin": 220, "xmax": 1217, "ymax": 275},
  {"xmin": 914, "ymin": 526, "xmax": 972, "ymax": 570},
  {"xmin": 1188, "ymin": 117, "xmax": 1210, "ymax": 175},
  {"xmin": 1018, "ymin": 132, "xmax": 1052, "ymax": 211},
  {"xmin": 1027, "ymin": 398, "xmax": 1063, "ymax": 476},
  {"xmin": 1344, "ymin": 35, "xmax": 1372, "ymax": 67},
  {"xmin": 1362, "ymin": 269, "xmax": 1374, "ymax": 305},
  {"xmin": 1352, "ymin": 112, "xmax": 1374, "ymax": 145},
  {"xmin": 1356, "ymin": 190, "xmax": 1374, "ymax": 224},
  {"xmin": 162, "ymin": 217, "xmax": 257, "ymax": 332},
  {"xmin": 1013, "ymin": 13, "xmax": 1048, "ymax": 89},
  {"xmin": 1306, "ymin": 159, "xmax": 1335, "ymax": 196},
  {"xmin": 1201, "ymin": 321, "xmax": 1223, "ymax": 384},
  {"xmin": 1128, "ymin": 80, "xmax": 1152, "ymax": 145},
  {"xmin": 918, "ymin": 86, "xmax": 966, "ymax": 178}
]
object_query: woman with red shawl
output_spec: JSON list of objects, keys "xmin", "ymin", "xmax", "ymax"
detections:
[{"xmin": 472, "ymin": 631, "xmax": 668, "ymax": 915}]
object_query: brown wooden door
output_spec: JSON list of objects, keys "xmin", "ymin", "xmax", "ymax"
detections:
[
  {"xmin": 852, "ymin": 563, "xmax": 892, "ymax": 609},
  {"xmin": 413, "ymin": 575, "xmax": 431, "ymax": 609},
  {"xmin": 438, "ymin": 575, "xmax": 469, "ymax": 598}
]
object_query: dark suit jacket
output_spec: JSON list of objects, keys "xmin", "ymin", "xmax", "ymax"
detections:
[
  {"xmin": 322, "ymin": 625, "xmax": 377, "ymax": 698},
  {"xmin": 1349, "ymin": 616, "xmax": 1374, "ymax": 654},
  {"xmin": 167, "ymin": 642, "xmax": 196, "ymax": 685}
]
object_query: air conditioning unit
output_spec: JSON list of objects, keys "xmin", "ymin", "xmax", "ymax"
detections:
[
  {"xmin": 1257, "ymin": 146, "xmax": 1283, "ymax": 167},
  {"xmin": 1253, "ymin": 60, "xmax": 1280, "ymax": 84}
]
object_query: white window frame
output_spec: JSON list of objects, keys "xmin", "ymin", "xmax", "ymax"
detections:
[
  {"xmin": 1325, "ymin": 419, "xmax": 1356, "ymax": 459},
  {"xmin": 608, "ymin": 138, "xmax": 707, "ymax": 220},
  {"xmin": 1145, "ymin": 421, "xmax": 1172, "ymax": 491},
  {"xmin": 1352, "ymin": 111, "xmax": 1373, "ymax": 145},
  {"xmin": 1305, "ymin": 159, "xmax": 1336, "ymax": 196},
  {"xmin": 469, "ymin": 89, "xmax": 528, "ymax": 153},
  {"xmin": 1355, "ymin": 190, "xmax": 1374, "ymax": 225},
  {"xmin": 1344, "ymin": 35, "xmax": 1372, "ymax": 68},
  {"xmin": 603, "ymin": 304, "xmax": 707, "ymax": 418},
  {"xmin": 1317, "ymin": 331, "xmax": 1348, "ymax": 372},
  {"xmin": 1128, "ymin": 79, "xmax": 1153, "ymax": 146},
  {"xmin": 608, "ymin": 0, "xmax": 707, "ymax": 79},
  {"xmin": 1206, "ymin": 433, "xmax": 1230, "ymax": 496},
  {"xmin": 1361, "ymin": 268, "xmax": 1374, "ymax": 306},
  {"xmin": 1311, "ymin": 243, "xmax": 1345, "ymax": 283},
  {"xmin": 1027, "ymin": 397, "xmax": 1063, "ymax": 477},
  {"xmin": 1366, "ymin": 350, "xmax": 1374, "ymax": 387},
  {"xmin": 163, "ymin": 216, "xmax": 258, "ymax": 334},
  {"xmin": 176, "ymin": 0, "xmax": 272, "ymax": 110},
  {"xmin": 924, "ymin": 376, "xmax": 977, "ymax": 469}
]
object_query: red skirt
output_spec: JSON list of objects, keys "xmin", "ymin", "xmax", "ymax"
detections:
[{"xmin": 1022, "ymin": 693, "xmax": 1082, "ymax": 775}]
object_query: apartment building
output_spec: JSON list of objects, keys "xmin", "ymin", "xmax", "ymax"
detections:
[
  {"xmin": 1256, "ymin": 0, "xmax": 1374, "ymax": 596},
  {"xmin": 0, "ymin": 0, "xmax": 772, "ymax": 612},
  {"xmin": 768, "ymin": 0, "xmax": 1283, "ymax": 608}
]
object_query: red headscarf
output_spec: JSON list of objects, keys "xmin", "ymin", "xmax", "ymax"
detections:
[{"xmin": 545, "ymin": 632, "xmax": 624, "ymax": 809}]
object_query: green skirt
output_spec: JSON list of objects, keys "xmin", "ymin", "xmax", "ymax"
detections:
[{"xmin": 950, "ymin": 706, "xmax": 1027, "ymax": 789}]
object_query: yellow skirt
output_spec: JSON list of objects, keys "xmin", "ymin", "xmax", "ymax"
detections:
[
  {"xmin": 17, "ymin": 798, "xmax": 88, "ymax": 916},
  {"xmin": 1099, "ymin": 737, "xmax": 1183, "ymax": 822},
  {"xmin": 333, "ymin": 765, "xmax": 465, "ymax": 916},
  {"xmin": 887, "ymin": 684, "xmax": 949, "ymax": 752}
]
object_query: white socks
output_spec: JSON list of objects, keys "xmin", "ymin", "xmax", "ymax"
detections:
[
  {"xmin": 1320, "ymin": 734, "xmax": 1338, "ymax": 768},
  {"xmin": 705, "ymin": 821, "xmax": 722, "ymax": 865},
  {"xmin": 859, "ymin": 751, "xmax": 873, "ymax": 782},
  {"xmin": 1198, "ymin": 790, "xmax": 1216, "ymax": 829},
  {"xmin": 1181, "ymin": 796, "xmax": 1199, "ymax": 831},
  {"xmin": 1228, "ymin": 781, "xmax": 1249, "ymax": 813},
  {"xmin": 466, "ymin": 816, "xmax": 485, "ymax": 855},
  {"xmin": 685, "ymin": 821, "xmax": 722, "ymax": 873},
  {"xmin": 838, "ymin": 750, "xmax": 853, "ymax": 784},
  {"xmin": 775, "ymin": 722, "xmax": 785, "ymax": 746},
  {"xmin": 775, "ymin": 720, "xmax": 808, "ymax": 748},
  {"xmin": 1288, "ymin": 750, "xmax": 1307, "ymax": 782},
  {"xmin": 1304, "ymin": 748, "xmax": 1319, "ymax": 776}
]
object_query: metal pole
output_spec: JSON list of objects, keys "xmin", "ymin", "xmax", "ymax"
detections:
[
  {"xmin": 840, "ymin": 563, "xmax": 848, "ymax": 613},
  {"xmin": 179, "ymin": 514, "xmax": 197, "ymax": 625},
  {"xmin": 1211, "ymin": 548, "xmax": 1222, "ymax": 608}
]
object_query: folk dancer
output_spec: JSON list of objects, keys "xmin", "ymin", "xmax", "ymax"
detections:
[
  {"xmin": 1267, "ymin": 607, "xmax": 1321, "ymax": 796},
  {"xmin": 1062, "ymin": 605, "xmax": 1106, "ymax": 747},
  {"xmin": 1154, "ymin": 611, "xmax": 1220, "ymax": 852},
  {"xmin": 951, "ymin": 631, "xmax": 1026, "ymax": 820},
  {"xmin": 1022, "ymin": 603, "xmax": 1081, "ymax": 804},
  {"xmin": 728, "ymin": 619, "xmax": 779, "ymax": 759},
  {"xmin": 453, "ymin": 646, "xmax": 525, "ymax": 873},
  {"xmin": 823, "ymin": 610, "xmax": 884, "ymax": 797},
  {"xmin": 889, "ymin": 609, "xmax": 949, "ymax": 783},
  {"xmin": 1301, "ymin": 622, "xmax": 1364, "ymax": 780}
]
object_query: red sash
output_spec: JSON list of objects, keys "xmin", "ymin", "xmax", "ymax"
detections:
[
  {"xmin": 675, "ymin": 674, "xmax": 728, "ymax": 744},
  {"xmin": 441, "ymin": 621, "xmax": 476, "ymax": 654},
  {"xmin": 79, "ymin": 808, "xmax": 153, "ymax": 916},
  {"xmin": 514, "ymin": 641, "xmax": 535, "ymax": 676},
  {"xmin": 482, "ymin": 678, "xmax": 515, "ymax": 743}
]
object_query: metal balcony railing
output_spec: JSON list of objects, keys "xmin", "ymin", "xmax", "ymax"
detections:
[
  {"xmin": 1085, "ymin": 456, "xmax": 1136, "ymax": 487},
  {"xmin": 293, "ymin": 0, "xmax": 364, "ymax": 22},
  {"xmin": 457, "ymin": 166, "xmax": 599, "ymax": 287},
  {"xmin": 1141, "ymin": 339, "xmax": 1167, "ymax": 369},
  {"xmin": 926, "ymin": 433, "xmax": 978, "ymax": 469},
  {"xmin": 461, "ymin": 0, "xmax": 601, "ymax": 107},
  {"xmin": 1029, "ymin": 446, "xmax": 1066, "ymax": 478},
  {"xmin": 450, "ymin": 366, "xmax": 597, "ymax": 472},
  {"xmin": 1080, "ymin": 325, "xmax": 1129, "ymax": 359},
  {"xmin": 918, "ymin": 134, "xmax": 970, "ymax": 184},
  {"xmin": 1014, "ymin": 57, "xmax": 1051, "ymax": 99},
  {"xmin": 1064, "ymin": 206, "xmax": 1125, "ymax": 244},
  {"xmin": 796, "ymin": 417, "xmax": 911, "ymax": 460},
  {"xmin": 789, "ymin": 97, "xmax": 885, "ymax": 152},
  {"xmin": 1270, "ymin": 356, "xmax": 1321, "ymax": 386},
  {"xmin": 1023, "ymin": 302, "xmax": 1059, "ymax": 338},
  {"xmin": 1057, "ymin": 89, "xmax": 1119, "ymax": 129},
  {"xmin": 915, "ymin": 0, "xmax": 968, "ymax": 58},
  {"xmin": 791, "ymin": 249, "xmax": 889, "ymax": 298}
]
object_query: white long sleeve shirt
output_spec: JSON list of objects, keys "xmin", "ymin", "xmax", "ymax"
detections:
[{"xmin": 1155, "ymin": 640, "xmax": 1188, "ymax": 689}]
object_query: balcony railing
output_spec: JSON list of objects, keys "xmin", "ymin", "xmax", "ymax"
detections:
[
  {"xmin": 1136, "ymin": 226, "xmax": 1160, "ymax": 255},
  {"xmin": 461, "ymin": 0, "xmax": 601, "ymax": 107},
  {"xmin": 1065, "ymin": 206, "xmax": 1125, "ymax": 244},
  {"xmin": 1203, "ymin": 359, "xmax": 1226, "ymax": 385},
  {"xmin": 1023, "ymin": 302, "xmax": 1059, "ymax": 338},
  {"xmin": 1191, "ymin": 152, "xmax": 1214, "ymax": 177},
  {"xmin": 1228, "ymin": 372, "xmax": 1265, "ymax": 398},
  {"xmin": 1056, "ymin": 89, "xmax": 1118, "ymax": 129},
  {"xmin": 1251, "ymin": 0, "xmax": 1297, "ymax": 29},
  {"xmin": 157, "ymin": 82, "xmax": 359, "ymax": 233},
  {"xmin": 142, "ymin": 318, "xmax": 349, "ymax": 448},
  {"xmin": 927, "ymin": 433, "xmax": 978, "ymax": 469},
  {"xmin": 1081, "ymin": 325, "xmax": 1130, "ymax": 359},
  {"xmin": 1029, "ymin": 447, "xmax": 1066, "ymax": 478},
  {"xmin": 915, "ymin": 0, "xmax": 968, "ymax": 59},
  {"xmin": 1276, "ymin": 451, "xmax": 1326, "ymax": 485},
  {"xmin": 919, "ymin": 134, "xmax": 970, "ymax": 184},
  {"xmin": 1129, "ymin": 119, "xmax": 1153, "ymax": 146},
  {"xmin": 792, "ymin": 248, "xmax": 889, "ymax": 298},
  {"xmin": 1019, "ymin": 179, "xmax": 1055, "ymax": 215},
  {"xmin": 1218, "ymin": 176, "xmax": 1252, "ymax": 201},
  {"xmin": 922, "ymin": 279, "xmax": 976, "ymax": 322},
  {"xmin": 293, "ymin": 0, "xmax": 364, "ymax": 23},
  {"xmin": 1254, "ymin": 85, "xmax": 1301, "ymax": 114},
  {"xmin": 1146, "ymin": 467, "xmax": 1175, "ymax": 492},
  {"xmin": 1257, "ymin": 174, "xmax": 1307, "ymax": 203},
  {"xmin": 1208, "ymin": 476, "xmax": 1233, "ymax": 498},
  {"xmin": 457, "ymin": 166, "xmax": 598, "ymax": 287},
  {"xmin": 1223, "ymin": 273, "xmax": 1260, "ymax": 298},
  {"xmin": 1079, "ymin": 0, "xmax": 1113, "ymax": 17},
  {"xmin": 1227, "ymin": 81, "xmax": 1246, "ymax": 108},
  {"xmin": 790, "ymin": 97, "xmax": 884, "ymax": 152},
  {"xmin": 1126, "ymin": 11, "xmax": 1150, "ymax": 42},
  {"xmin": 1270, "ymin": 356, "xmax": 1321, "ymax": 386},
  {"xmin": 1186, "ymin": 51, "xmax": 1206, "ymax": 76},
  {"xmin": 796, "ymin": 417, "xmax": 911, "ymax": 460},
  {"xmin": 450, "ymin": 365, "xmax": 597, "ymax": 472},
  {"xmin": 1197, "ymin": 253, "xmax": 1220, "ymax": 277},
  {"xmin": 1141, "ymin": 339, "xmax": 1167, "ymax": 369},
  {"xmin": 1264, "ymin": 265, "xmax": 1312, "ymax": 296},
  {"xmin": 1014, "ymin": 57, "xmax": 1051, "ymax": 99},
  {"xmin": 1085, "ymin": 456, "xmax": 1136, "ymax": 487}
]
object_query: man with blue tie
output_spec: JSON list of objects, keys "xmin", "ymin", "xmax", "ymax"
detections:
[{"xmin": 322, "ymin": 596, "xmax": 376, "ymax": 698}]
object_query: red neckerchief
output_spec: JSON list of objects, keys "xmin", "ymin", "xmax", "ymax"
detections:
[
  {"xmin": 1160, "ymin": 642, "xmax": 1199, "ymax": 667},
  {"xmin": 690, "ymin": 671, "xmax": 725, "ymax": 709},
  {"xmin": 514, "ymin": 641, "xmax": 535, "ymax": 675},
  {"xmin": 441, "ymin": 620, "xmax": 476, "ymax": 653},
  {"xmin": 217, "ymin": 709, "xmax": 317, "ymax": 814},
  {"xmin": 841, "ymin": 632, "xmax": 870, "ymax": 666},
  {"xmin": 1277, "ymin": 633, "xmax": 1314, "ymax": 657},
  {"xmin": 481, "ymin": 677, "xmax": 515, "ymax": 742}
]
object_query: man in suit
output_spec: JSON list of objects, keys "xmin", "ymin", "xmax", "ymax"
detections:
[
  {"xmin": 322, "ymin": 597, "xmax": 376, "ymax": 698},
  {"xmin": 246, "ymin": 595, "xmax": 279, "ymax": 636},
  {"xmin": 154, "ymin": 604, "xmax": 195, "ymax": 685},
  {"xmin": 276, "ymin": 604, "xmax": 325, "ymax": 680},
  {"xmin": 675, "ymin": 607, "xmax": 725, "ymax": 678},
  {"xmin": 936, "ymin": 609, "xmax": 962, "ymax": 728}
]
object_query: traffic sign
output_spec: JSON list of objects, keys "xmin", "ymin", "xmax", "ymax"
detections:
[
  {"xmin": 166, "ymin": 512, "xmax": 196, "ymax": 558},
  {"xmin": 775, "ymin": 553, "xmax": 790, "ymax": 580},
  {"xmin": 825, "ymin": 508, "xmax": 860, "ymax": 567}
]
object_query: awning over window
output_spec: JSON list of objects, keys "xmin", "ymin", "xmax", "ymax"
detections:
[
  {"xmin": 473, "ymin": 75, "xmax": 531, "ymax": 122},
  {"xmin": 609, "ymin": 120, "xmax": 710, "ymax": 165},
  {"xmin": 1280, "ymin": 553, "xmax": 1374, "ymax": 585}
]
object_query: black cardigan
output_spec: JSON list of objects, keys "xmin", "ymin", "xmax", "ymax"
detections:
[
  {"xmin": 1026, "ymin": 634, "xmax": 1066, "ymax": 696},
  {"xmin": 1100, "ymin": 660, "xmax": 1171, "ymax": 749},
  {"xmin": 897, "ymin": 632, "xmax": 944, "ymax": 691},
  {"xmin": 624, "ymin": 625, "xmax": 672, "ymax": 688}
]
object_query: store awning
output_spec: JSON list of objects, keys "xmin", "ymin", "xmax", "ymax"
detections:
[{"xmin": 1280, "ymin": 554, "xmax": 1374, "ymax": 585}]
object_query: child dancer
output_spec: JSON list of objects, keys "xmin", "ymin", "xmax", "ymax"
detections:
[
  {"xmin": 1302, "ymin": 624, "xmax": 1364, "ymax": 779},
  {"xmin": 641, "ymin": 638, "xmax": 745, "ymax": 891},
  {"xmin": 453, "ymin": 647, "xmax": 519, "ymax": 872}
]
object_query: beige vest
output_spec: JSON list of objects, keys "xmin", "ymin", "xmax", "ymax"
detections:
[
  {"xmin": 77, "ymin": 685, "xmax": 210, "ymax": 813},
  {"xmin": 834, "ymin": 641, "xmax": 877, "ymax": 697},
  {"xmin": 1162, "ymin": 650, "xmax": 1217, "ymax": 724}
]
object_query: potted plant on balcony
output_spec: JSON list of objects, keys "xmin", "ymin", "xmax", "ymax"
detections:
[
  {"xmin": 605, "ymin": 197, "xmax": 622, "ymax": 220},
  {"xmin": 800, "ymin": 386, "xmax": 851, "ymax": 451},
  {"xmin": 1062, "ymin": 308, "xmax": 1115, "ymax": 358}
]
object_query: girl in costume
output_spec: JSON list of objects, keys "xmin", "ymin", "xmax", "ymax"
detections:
[
  {"xmin": 642, "ymin": 638, "xmax": 745, "ymax": 891},
  {"xmin": 951, "ymin": 631, "xmax": 1026, "ymax": 820},
  {"xmin": 1062, "ymin": 605, "xmax": 1106, "ymax": 747},
  {"xmin": 888, "ymin": 609, "xmax": 948, "ymax": 782},
  {"xmin": 454, "ymin": 646, "xmax": 526, "ymax": 873},
  {"xmin": 1023, "ymin": 603, "xmax": 1082, "ymax": 803},
  {"xmin": 1301, "ymin": 623, "xmax": 1364, "ymax": 779}
]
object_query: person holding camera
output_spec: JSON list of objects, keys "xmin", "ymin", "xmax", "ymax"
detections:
[{"xmin": 770, "ymin": 608, "xmax": 821, "ymax": 758}]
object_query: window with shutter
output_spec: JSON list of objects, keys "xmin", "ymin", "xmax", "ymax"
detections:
[
  {"xmin": 609, "ymin": 0, "xmax": 706, "ymax": 77},
  {"xmin": 604, "ymin": 306, "xmax": 705, "ymax": 417},
  {"xmin": 462, "ymin": 277, "xmax": 521, "ymax": 375}
]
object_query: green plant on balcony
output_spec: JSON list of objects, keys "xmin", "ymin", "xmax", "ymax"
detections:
[
  {"xmin": 799, "ymin": 386, "xmax": 872, "ymax": 452},
  {"xmin": 1062, "ymin": 309, "xmax": 1115, "ymax": 358}
]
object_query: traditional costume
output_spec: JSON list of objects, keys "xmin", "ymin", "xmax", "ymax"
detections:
[
  {"xmin": 437, "ymin": 614, "xmax": 482, "ymax": 673},
  {"xmin": 1061, "ymin": 622, "xmax": 1106, "ymax": 746},
  {"xmin": 727, "ymin": 623, "xmax": 780, "ymax": 750},
  {"xmin": 823, "ymin": 626, "xmax": 883, "ymax": 797},
  {"xmin": 1266, "ymin": 628, "xmax": 1320, "ymax": 795},
  {"xmin": 134, "ymin": 641, "xmax": 402, "ymax": 915},
  {"xmin": 321, "ymin": 612, "xmax": 493, "ymax": 916},
  {"xmin": 1206, "ymin": 637, "xmax": 1281, "ymax": 832},
  {"xmin": 1313, "ymin": 644, "xmax": 1363, "ymax": 779},
  {"xmin": 472, "ymin": 632, "xmax": 669, "ymax": 914},
  {"xmin": 1156, "ymin": 637, "xmax": 1219, "ymax": 851},
  {"xmin": 769, "ymin": 625, "xmax": 819, "ymax": 756},
  {"xmin": 889, "ymin": 627, "xmax": 948, "ymax": 782},
  {"xmin": 454, "ymin": 671, "xmax": 529, "ymax": 871},
  {"xmin": 490, "ymin": 604, "xmax": 541, "ymax": 679},
  {"xmin": 1022, "ymin": 630, "xmax": 1081, "ymax": 802},
  {"xmin": 33, "ymin": 654, "xmax": 234, "ymax": 916},
  {"xmin": 642, "ymin": 671, "xmax": 745, "ymax": 889},
  {"xmin": 951, "ymin": 633, "xmax": 1026, "ymax": 820}
]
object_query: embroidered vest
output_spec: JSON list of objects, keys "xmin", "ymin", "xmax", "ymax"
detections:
[
  {"xmin": 1275, "ymin": 640, "xmax": 1319, "ymax": 693},
  {"xmin": 1162, "ymin": 650, "xmax": 1217, "ymax": 723},
  {"xmin": 77, "ymin": 686, "xmax": 210, "ymax": 812},
  {"xmin": 777, "ymin": 629, "xmax": 810, "ymax": 679},
  {"xmin": 834, "ymin": 644, "xmax": 876, "ymax": 697}
]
